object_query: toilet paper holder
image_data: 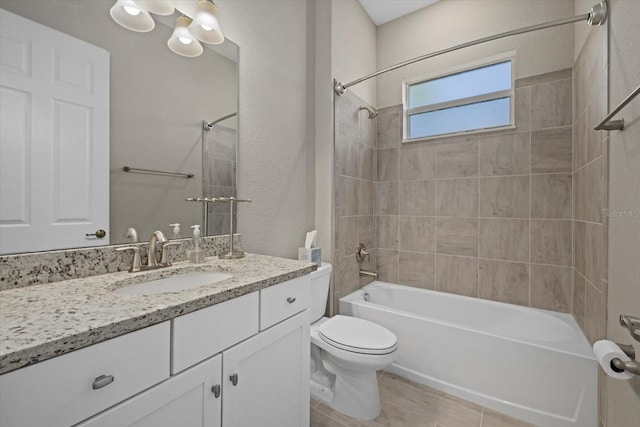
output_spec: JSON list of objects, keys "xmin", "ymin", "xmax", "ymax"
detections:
[{"xmin": 613, "ymin": 342, "xmax": 640, "ymax": 376}]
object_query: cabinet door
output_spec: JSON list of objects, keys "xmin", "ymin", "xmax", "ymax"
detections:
[
  {"xmin": 79, "ymin": 355, "xmax": 222, "ymax": 427},
  {"xmin": 223, "ymin": 311, "xmax": 310, "ymax": 427}
]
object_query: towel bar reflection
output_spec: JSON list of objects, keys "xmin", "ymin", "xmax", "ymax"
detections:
[
  {"xmin": 594, "ymin": 84, "xmax": 640, "ymax": 131},
  {"xmin": 122, "ymin": 166, "xmax": 194, "ymax": 179}
]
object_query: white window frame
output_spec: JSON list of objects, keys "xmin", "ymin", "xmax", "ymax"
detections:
[{"xmin": 402, "ymin": 51, "xmax": 516, "ymax": 143}]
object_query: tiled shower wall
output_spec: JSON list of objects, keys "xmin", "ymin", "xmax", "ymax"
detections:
[
  {"xmin": 374, "ymin": 70, "xmax": 575, "ymax": 311},
  {"xmin": 333, "ymin": 91, "xmax": 376, "ymax": 313},
  {"xmin": 203, "ymin": 125, "xmax": 237, "ymax": 236},
  {"xmin": 572, "ymin": 25, "xmax": 608, "ymax": 427}
]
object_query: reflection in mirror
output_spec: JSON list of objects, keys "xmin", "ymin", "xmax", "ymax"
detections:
[{"xmin": 0, "ymin": 0, "xmax": 238, "ymax": 255}]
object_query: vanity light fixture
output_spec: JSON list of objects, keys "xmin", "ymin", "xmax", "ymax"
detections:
[
  {"xmin": 110, "ymin": 0, "xmax": 155, "ymax": 32},
  {"xmin": 134, "ymin": 0, "xmax": 175, "ymax": 16},
  {"xmin": 168, "ymin": 16, "xmax": 204, "ymax": 57},
  {"xmin": 188, "ymin": 0, "xmax": 225, "ymax": 45}
]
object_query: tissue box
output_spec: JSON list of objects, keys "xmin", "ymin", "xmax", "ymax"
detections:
[{"xmin": 298, "ymin": 247, "xmax": 321, "ymax": 266}]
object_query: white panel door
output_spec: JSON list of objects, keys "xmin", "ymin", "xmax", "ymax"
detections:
[
  {"xmin": 78, "ymin": 355, "xmax": 222, "ymax": 427},
  {"xmin": 222, "ymin": 311, "xmax": 310, "ymax": 427},
  {"xmin": 0, "ymin": 9, "xmax": 109, "ymax": 254}
]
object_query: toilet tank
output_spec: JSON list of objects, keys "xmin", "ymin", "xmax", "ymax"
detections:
[{"xmin": 310, "ymin": 263, "xmax": 332, "ymax": 323}]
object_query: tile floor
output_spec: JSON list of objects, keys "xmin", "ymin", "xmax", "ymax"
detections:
[{"xmin": 310, "ymin": 372, "xmax": 535, "ymax": 427}]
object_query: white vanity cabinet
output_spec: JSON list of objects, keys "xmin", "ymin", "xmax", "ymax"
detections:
[{"xmin": 0, "ymin": 274, "xmax": 312, "ymax": 427}]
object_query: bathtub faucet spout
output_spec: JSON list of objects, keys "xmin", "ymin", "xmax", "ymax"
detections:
[{"xmin": 359, "ymin": 269, "xmax": 378, "ymax": 279}]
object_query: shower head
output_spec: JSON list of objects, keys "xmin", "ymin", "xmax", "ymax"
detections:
[{"xmin": 359, "ymin": 105, "xmax": 378, "ymax": 119}]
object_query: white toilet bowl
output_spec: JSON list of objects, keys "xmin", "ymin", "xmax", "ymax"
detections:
[{"xmin": 309, "ymin": 315, "xmax": 398, "ymax": 420}]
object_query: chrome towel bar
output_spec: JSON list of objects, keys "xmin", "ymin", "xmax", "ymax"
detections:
[
  {"xmin": 123, "ymin": 166, "xmax": 194, "ymax": 179},
  {"xmin": 594, "ymin": 84, "xmax": 640, "ymax": 131}
]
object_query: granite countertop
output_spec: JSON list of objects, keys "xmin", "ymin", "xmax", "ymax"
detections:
[{"xmin": 0, "ymin": 253, "xmax": 317, "ymax": 375}]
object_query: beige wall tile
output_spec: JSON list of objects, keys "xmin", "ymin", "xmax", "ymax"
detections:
[
  {"xmin": 377, "ymin": 148, "xmax": 398, "ymax": 182},
  {"xmin": 358, "ymin": 216, "xmax": 375, "ymax": 251},
  {"xmin": 336, "ymin": 254, "xmax": 359, "ymax": 299},
  {"xmin": 478, "ymin": 176, "xmax": 530, "ymax": 218},
  {"xmin": 399, "ymin": 251, "xmax": 435, "ymax": 289},
  {"xmin": 514, "ymin": 87, "xmax": 531, "ymax": 132},
  {"xmin": 573, "ymin": 270, "xmax": 586, "ymax": 331},
  {"xmin": 531, "ymin": 220, "xmax": 572, "ymax": 266},
  {"xmin": 337, "ymin": 175, "xmax": 359, "ymax": 216},
  {"xmin": 585, "ymin": 280, "xmax": 607, "ymax": 344},
  {"xmin": 399, "ymin": 180, "xmax": 436, "ymax": 216},
  {"xmin": 531, "ymin": 127, "xmax": 573, "ymax": 173},
  {"xmin": 479, "ymin": 219, "xmax": 529, "ymax": 262},
  {"xmin": 337, "ymin": 216, "xmax": 358, "ymax": 257},
  {"xmin": 574, "ymin": 158, "xmax": 604, "ymax": 223},
  {"xmin": 574, "ymin": 221, "xmax": 604, "ymax": 288},
  {"xmin": 377, "ymin": 105, "xmax": 402, "ymax": 149},
  {"xmin": 515, "ymin": 68, "xmax": 572, "ymax": 88},
  {"xmin": 530, "ymin": 78, "xmax": 572, "ymax": 129},
  {"xmin": 530, "ymin": 264, "xmax": 572, "ymax": 313},
  {"xmin": 358, "ymin": 180, "xmax": 374, "ymax": 216},
  {"xmin": 436, "ymin": 178, "xmax": 478, "ymax": 217},
  {"xmin": 376, "ymin": 181, "xmax": 398, "ymax": 215},
  {"xmin": 399, "ymin": 216, "xmax": 436, "ymax": 253},
  {"xmin": 531, "ymin": 173, "xmax": 572, "ymax": 219},
  {"xmin": 436, "ymin": 139, "xmax": 479, "ymax": 178},
  {"xmin": 398, "ymin": 144, "xmax": 437, "ymax": 181},
  {"xmin": 436, "ymin": 218, "xmax": 478, "ymax": 257},
  {"xmin": 436, "ymin": 255, "xmax": 478, "ymax": 297},
  {"xmin": 478, "ymin": 132, "xmax": 530, "ymax": 176},
  {"xmin": 377, "ymin": 215, "xmax": 398, "ymax": 250},
  {"xmin": 360, "ymin": 144, "xmax": 375, "ymax": 180},
  {"xmin": 479, "ymin": 259, "xmax": 529, "ymax": 306},
  {"xmin": 377, "ymin": 249, "xmax": 399, "ymax": 283}
]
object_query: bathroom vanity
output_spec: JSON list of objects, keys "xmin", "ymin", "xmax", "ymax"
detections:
[{"xmin": 0, "ymin": 254, "xmax": 315, "ymax": 427}]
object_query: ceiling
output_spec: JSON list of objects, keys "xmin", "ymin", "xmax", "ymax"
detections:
[{"xmin": 358, "ymin": 0, "xmax": 440, "ymax": 26}]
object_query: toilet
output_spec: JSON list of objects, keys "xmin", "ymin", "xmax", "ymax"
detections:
[{"xmin": 309, "ymin": 263, "xmax": 398, "ymax": 420}]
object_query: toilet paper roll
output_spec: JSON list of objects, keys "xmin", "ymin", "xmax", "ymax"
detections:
[{"xmin": 593, "ymin": 340, "xmax": 634, "ymax": 380}]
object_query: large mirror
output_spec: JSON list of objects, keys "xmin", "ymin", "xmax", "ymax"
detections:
[{"xmin": 0, "ymin": 0, "xmax": 238, "ymax": 255}]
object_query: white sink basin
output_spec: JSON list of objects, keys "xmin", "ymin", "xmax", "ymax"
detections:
[{"xmin": 114, "ymin": 272, "xmax": 232, "ymax": 295}]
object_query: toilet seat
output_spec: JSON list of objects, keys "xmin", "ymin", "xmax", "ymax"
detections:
[{"xmin": 318, "ymin": 315, "xmax": 398, "ymax": 355}]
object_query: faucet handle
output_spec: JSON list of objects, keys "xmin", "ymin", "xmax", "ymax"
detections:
[
  {"xmin": 355, "ymin": 243, "xmax": 370, "ymax": 263},
  {"xmin": 115, "ymin": 246, "xmax": 142, "ymax": 272},
  {"xmin": 160, "ymin": 241, "xmax": 182, "ymax": 267}
]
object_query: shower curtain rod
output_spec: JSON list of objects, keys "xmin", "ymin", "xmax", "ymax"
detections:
[{"xmin": 334, "ymin": 1, "xmax": 608, "ymax": 96}]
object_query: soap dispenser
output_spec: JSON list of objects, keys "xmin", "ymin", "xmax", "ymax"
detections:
[
  {"xmin": 188, "ymin": 225, "xmax": 205, "ymax": 263},
  {"xmin": 170, "ymin": 223, "xmax": 182, "ymax": 239}
]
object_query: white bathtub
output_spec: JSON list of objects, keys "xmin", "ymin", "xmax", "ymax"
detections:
[{"xmin": 339, "ymin": 282, "xmax": 597, "ymax": 427}]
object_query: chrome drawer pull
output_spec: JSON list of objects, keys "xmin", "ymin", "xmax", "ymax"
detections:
[
  {"xmin": 230, "ymin": 373, "xmax": 238, "ymax": 386},
  {"xmin": 92, "ymin": 374, "xmax": 115, "ymax": 390},
  {"xmin": 286, "ymin": 297, "xmax": 296, "ymax": 304},
  {"xmin": 211, "ymin": 384, "xmax": 221, "ymax": 398}
]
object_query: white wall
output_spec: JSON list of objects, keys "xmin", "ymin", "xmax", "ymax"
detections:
[
  {"xmin": 331, "ymin": 0, "xmax": 377, "ymax": 106},
  {"xmin": 208, "ymin": 0, "xmax": 312, "ymax": 258},
  {"xmin": 606, "ymin": 1, "xmax": 640, "ymax": 425},
  {"xmin": 376, "ymin": 0, "xmax": 575, "ymax": 108}
]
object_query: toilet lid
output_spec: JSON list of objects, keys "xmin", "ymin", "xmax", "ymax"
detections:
[{"xmin": 318, "ymin": 315, "xmax": 398, "ymax": 355}]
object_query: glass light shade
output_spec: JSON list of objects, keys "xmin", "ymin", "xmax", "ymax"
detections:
[
  {"xmin": 188, "ymin": 0, "xmax": 224, "ymax": 45},
  {"xmin": 134, "ymin": 0, "xmax": 175, "ymax": 16},
  {"xmin": 110, "ymin": 0, "xmax": 155, "ymax": 32},
  {"xmin": 168, "ymin": 17, "xmax": 203, "ymax": 57}
]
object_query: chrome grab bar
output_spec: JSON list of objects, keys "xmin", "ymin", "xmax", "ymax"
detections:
[
  {"xmin": 594, "ymin": 84, "xmax": 640, "ymax": 131},
  {"xmin": 620, "ymin": 314, "xmax": 640, "ymax": 343},
  {"xmin": 123, "ymin": 166, "xmax": 194, "ymax": 179}
]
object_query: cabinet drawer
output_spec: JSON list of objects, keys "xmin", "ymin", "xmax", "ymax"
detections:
[
  {"xmin": 0, "ymin": 322, "xmax": 170, "ymax": 427},
  {"xmin": 260, "ymin": 275, "xmax": 310, "ymax": 330},
  {"xmin": 172, "ymin": 291, "xmax": 259, "ymax": 374}
]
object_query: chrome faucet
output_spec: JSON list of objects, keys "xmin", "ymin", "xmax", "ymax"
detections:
[
  {"xmin": 147, "ymin": 230, "xmax": 167, "ymax": 268},
  {"xmin": 355, "ymin": 243, "xmax": 378, "ymax": 279}
]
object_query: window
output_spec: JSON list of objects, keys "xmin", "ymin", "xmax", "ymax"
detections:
[{"xmin": 403, "ymin": 59, "xmax": 514, "ymax": 140}]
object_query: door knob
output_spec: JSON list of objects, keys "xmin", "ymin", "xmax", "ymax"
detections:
[
  {"xmin": 229, "ymin": 373, "xmax": 238, "ymax": 386},
  {"xmin": 86, "ymin": 229, "xmax": 107, "ymax": 238},
  {"xmin": 211, "ymin": 384, "xmax": 221, "ymax": 398}
]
